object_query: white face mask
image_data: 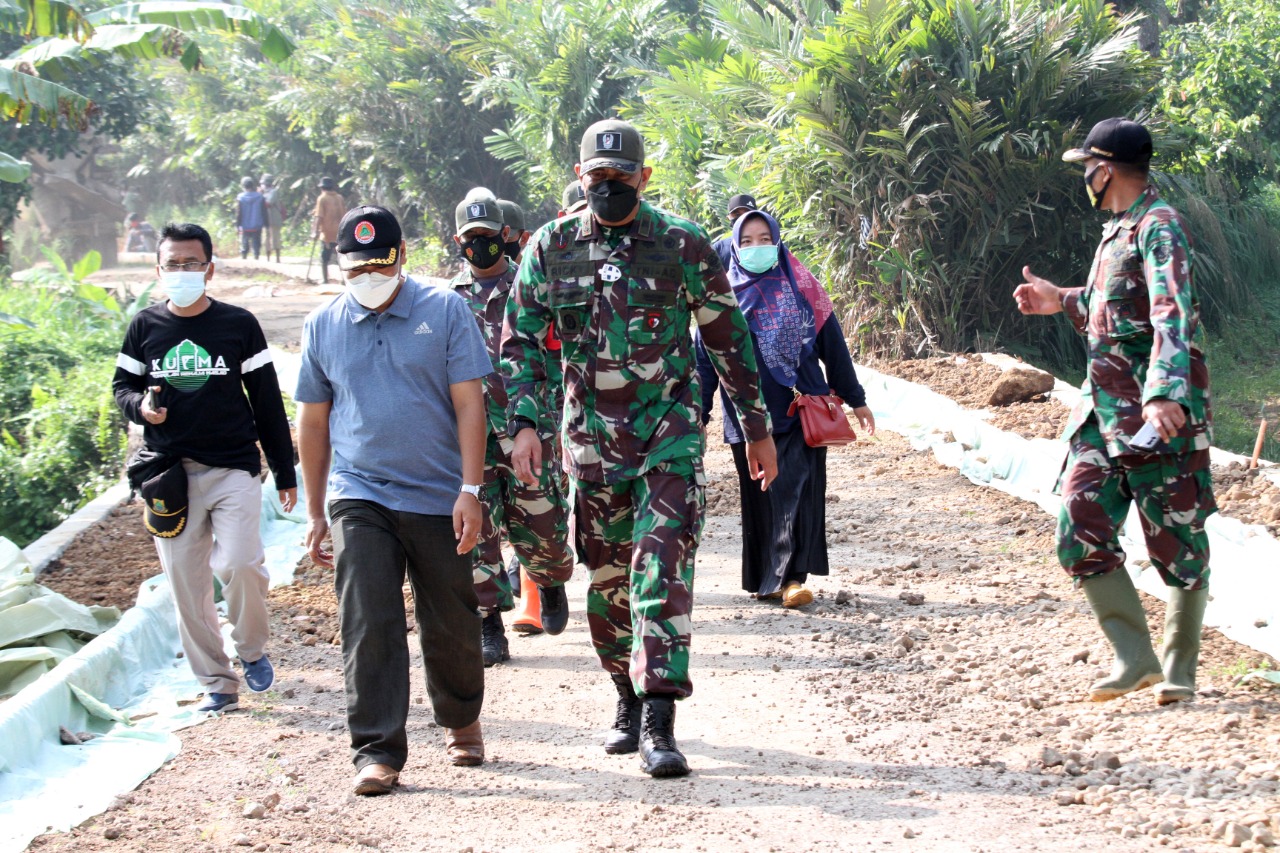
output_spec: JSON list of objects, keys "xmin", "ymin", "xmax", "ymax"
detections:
[
  {"xmin": 346, "ymin": 270, "xmax": 401, "ymax": 309},
  {"xmin": 161, "ymin": 270, "xmax": 207, "ymax": 308}
]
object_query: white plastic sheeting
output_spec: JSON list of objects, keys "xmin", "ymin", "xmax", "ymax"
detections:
[
  {"xmin": 858, "ymin": 362, "xmax": 1280, "ymax": 661},
  {"xmin": 0, "ymin": 474, "xmax": 306, "ymax": 853},
  {"xmin": 0, "ymin": 542, "xmax": 121, "ymax": 700}
]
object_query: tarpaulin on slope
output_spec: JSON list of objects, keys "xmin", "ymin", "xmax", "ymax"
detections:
[
  {"xmin": 0, "ymin": 473, "xmax": 306, "ymax": 853},
  {"xmin": 858, "ymin": 362, "xmax": 1280, "ymax": 661},
  {"xmin": 0, "ymin": 540, "xmax": 120, "ymax": 701}
]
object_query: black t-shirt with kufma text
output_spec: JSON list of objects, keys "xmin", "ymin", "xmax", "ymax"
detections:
[{"xmin": 112, "ymin": 299, "xmax": 296, "ymax": 490}]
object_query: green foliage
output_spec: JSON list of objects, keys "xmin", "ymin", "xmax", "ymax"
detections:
[
  {"xmin": 1158, "ymin": 0, "xmax": 1280, "ymax": 194},
  {"xmin": 0, "ymin": 249, "xmax": 153, "ymax": 545},
  {"xmin": 0, "ymin": 360, "xmax": 126, "ymax": 547},
  {"xmin": 638, "ymin": 0, "xmax": 1155, "ymax": 364},
  {"xmin": 459, "ymin": 0, "xmax": 686, "ymax": 211}
]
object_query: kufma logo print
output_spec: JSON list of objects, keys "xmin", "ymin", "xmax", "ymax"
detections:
[{"xmin": 152, "ymin": 339, "xmax": 230, "ymax": 390}]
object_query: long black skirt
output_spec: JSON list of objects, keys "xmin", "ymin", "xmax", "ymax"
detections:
[{"xmin": 730, "ymin": 428, "xmax": 829, "ymax": 596}]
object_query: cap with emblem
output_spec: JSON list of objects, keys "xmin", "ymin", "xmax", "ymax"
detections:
[
  {"xmin": 562, "ymin": 180, "xmax": 587, "ymax": 213},
  {"xmin": 336, "ymin": 205, "xmax": 403, "ymax": 271},
  {"xmin": 454, "ymin": 187, "xmax": 504, "ymax": 236},
  {"xmin": 579, "ymin": 119, "xmax": 644, "ymax": 175},
  {"xmin": 1062, "ymin": 118, "xmax": 1153, "ymax": 165},
  {"xmin": 496, "ymin": 199, "xmax": 525, "ymax": 233},
  {"xmin": 140, "ymin": 463, "xmax": 188, "ymax": 539},
  {"xmin": 727, "ymin": 193, "xmax": 758, "ymax": 216}
]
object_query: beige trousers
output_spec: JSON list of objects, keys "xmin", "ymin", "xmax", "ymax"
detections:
[{"xmin": 154, "ymin": 461, "xmax": 268, "ymax": 695}]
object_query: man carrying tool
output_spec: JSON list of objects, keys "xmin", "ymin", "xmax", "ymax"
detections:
[
  {"xmin": 1015, "ymin": 117, "xmax": 1214, "ymax": 706},
  {"xmin": 312, "ymin": 176, "xmax": 345, "ymax": 284},
  {"xmin": 502, "ymin": 119, "xmax": 776, "ymax": 777}
]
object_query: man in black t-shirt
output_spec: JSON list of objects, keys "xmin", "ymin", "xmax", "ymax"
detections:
[{"xmin": 113, "ymin": 222, "xmax": 297, "ymax": 714}]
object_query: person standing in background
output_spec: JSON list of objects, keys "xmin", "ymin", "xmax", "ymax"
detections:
[
  {"xmin": 261, "ymin": 174, "xmax": 284, "ymax": 264},
  {"xmin": 235, "ymin": 177, "xmax": 267, "ymax": 260},
  {"xmin": 312, "ymin": 177, "xmax": 346, "ymax": 284}
]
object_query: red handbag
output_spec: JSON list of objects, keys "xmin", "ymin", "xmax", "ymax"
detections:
[{"xmin": 787, "ymin": 391, "xmax": 857, "ymax": 448}]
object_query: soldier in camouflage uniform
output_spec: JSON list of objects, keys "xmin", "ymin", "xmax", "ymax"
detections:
[
  {"xmin": 501, "ymin": 119, "xmax": 778, "ymax": 778},
  {"xmin": 1015, "ymin": 118, "xmax": 1214, "ymax": 706},
  {"xmin": 449, "ymin": 188, "xmax": 574, "ymax": 667}
]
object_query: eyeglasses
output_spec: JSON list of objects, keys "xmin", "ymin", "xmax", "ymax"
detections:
[{"xmin": 160, "ymin": 262, "xmax": 209, "ymax": 272}]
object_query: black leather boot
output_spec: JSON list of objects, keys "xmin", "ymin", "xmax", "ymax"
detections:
[
  {"xmin": 638, "ymin": 694, "xmax": 688, "ymax": 778},
  {"xmin": 604, "ymin": 673, "xmax": 641, "ymax": 755},
  {"xmin": 480, "ymin": 611, "xmax": 509, "ymax": 667}
]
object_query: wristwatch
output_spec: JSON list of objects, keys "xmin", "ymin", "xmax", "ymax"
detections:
[
  {"xmin": 506, "ymin": 416, "xmax": 536, "ymax": 439},
  {"xmin": 460, "ymin": 484, "xmax": 482, "ymax": 499}
]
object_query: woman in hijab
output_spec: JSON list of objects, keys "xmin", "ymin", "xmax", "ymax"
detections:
[{"xmin": 697, "ymin": 210, "xmax": 874, "ymax": 607}]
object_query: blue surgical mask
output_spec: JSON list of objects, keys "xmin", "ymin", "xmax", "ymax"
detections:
[
  {"xmin": 161, "ymin": 271, "xmax": 207, "ymax": 307},
  {"xmin": 738, "ymin": 244, "xmax": 779, "ymax": 274}
]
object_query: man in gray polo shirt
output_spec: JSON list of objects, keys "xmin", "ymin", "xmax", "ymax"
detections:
[{"xmin": 296, "ymin": 205, "xmax": 492, "ymax": 796}]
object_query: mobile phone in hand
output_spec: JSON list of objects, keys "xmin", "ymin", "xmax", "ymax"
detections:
[
  {"xmin": 144, "ymin": 387, "xmax": 158, "ymax": 412},
  {"xmin": 1130, "ymin": 421, "xmax": 1161, "ymax": 452}
]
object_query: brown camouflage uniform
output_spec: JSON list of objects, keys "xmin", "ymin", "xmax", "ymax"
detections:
[
  {"xmin": 1056, "ymin": 186, "xmax": 1216, "ymax": 589},
  {"xmin": 451, "ymin": 263, "xmax": 573, "ymax": 614},
  {"xmin": 500, "ymin": 200, "xmax": 771, "ymax": 697}
]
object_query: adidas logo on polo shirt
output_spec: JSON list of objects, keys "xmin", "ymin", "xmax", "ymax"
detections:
[{"xmin": 414, "ymin": 321, "xmax": 432, "ymax": 335}]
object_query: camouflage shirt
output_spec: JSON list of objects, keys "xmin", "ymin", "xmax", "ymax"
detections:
[
  {"xmin": 450, "ymin": 263, "xmax": 516, "ymax": 442},
  {"xmin": 500, "ymin": 200, "xmax": 771, "ymax": 484},
  {"xmin": 1059, "ymin": 186, "xmax": 1212, "ymax": 457}
]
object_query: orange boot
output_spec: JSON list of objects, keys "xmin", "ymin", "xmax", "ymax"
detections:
[{"xmin": 511, "ymin": 567, "xmax": 543, "ymax": 635}]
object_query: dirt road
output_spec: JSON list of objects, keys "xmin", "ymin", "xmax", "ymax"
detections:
[{"xmin": 34, "ymin": 268, "xmax": 1280, "ymax": 852}]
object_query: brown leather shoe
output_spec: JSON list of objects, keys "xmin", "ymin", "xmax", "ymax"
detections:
[
  {"xmin": 352, "ymin": 763, "xmax": 399, "ymax": 796},
  {"xmin": 445, "ymin": 720, "xmax": 484, "ymax": 766}
]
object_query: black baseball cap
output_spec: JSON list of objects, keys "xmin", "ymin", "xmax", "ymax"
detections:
[
  {"xmin": 1063, "ymin": 118, "xmax": 1153, "ymax": 165},
  {"xmin": 141, "ymin": 463, "xmax": 188, "ymax": 539},
  {"xmin": 727, "ymin": 193, "xmax": 758, "ymax": 215},
  {"xmin": 562, "ymin": 180, "xmax": 587, "ymax": 213},
  {"xmin": 319, "ymin": 176, "xmax": 337, "ymax": 190},
  {"xmin": 580, "ymin": 119, "xmax": 644, "ymax": 174},
  {"xmin": 336, "ymin": 205, "xmax": 402, "ymax": 270}
]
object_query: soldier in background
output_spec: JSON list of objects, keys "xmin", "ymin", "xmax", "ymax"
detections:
[
  {"xmin": 497, "ymin": 198, "xmax": 531, "ymax": 265},
  {"xmin": 450, "ymin": 188, "xmax": 574, "ymax": 666},
  {"xmin": 560, "ymin": 180, "xmax": 587, "ymax": 216},
  {"xmin": 1014, "ymin": 117, "xmax": 1214, "ymax": 706},
  {"xmin": 502, "ymin": 119, "xmax": 776, "ymax": 778}
]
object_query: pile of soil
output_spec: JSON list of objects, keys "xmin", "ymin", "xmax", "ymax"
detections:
[
  {"xmin": 874, "ymin": 354, "xmax": 1280, "ymax": 535},
  {"xmin": 38, "ymin": 504, "xmax": 160, "ymax": 609}
]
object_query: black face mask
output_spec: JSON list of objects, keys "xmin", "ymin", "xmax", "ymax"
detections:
[
  {"xmin": 503, "ymin": 239, "xmax": 523, "ymax": 262},
  {"xmin": 1084, "ymin": 163, "xmax": 1111, "ymax": 211},
  {"xmin": 461, "ymin": 234, "xmax": 505, "ymax": 268},
  {"xmin": 586, "ymin": 179, "xmax": 639, "ymax": 223}
]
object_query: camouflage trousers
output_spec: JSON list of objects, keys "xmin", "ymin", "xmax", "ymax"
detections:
[
  {"xmin": 1057, "ymin": 418, "xmax": 1215, "ymax": 589},
  {"xmin": 574, "ymin": 457, "xmax": 705, "ymax": 699},
  {"xmin": 473, "ymin": 433, "xmax": 574, "ymax": 615}
]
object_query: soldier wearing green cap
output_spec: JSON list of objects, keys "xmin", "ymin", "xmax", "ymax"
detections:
[
  {"xmin": 449, "ymin": 188, "xmax": 574, "ymax": 667},
  {"xmin": 1014, "ymin": 117, "xmax": 1214, "ymax": 707},
  {"xmin": 501, "ymin": 118, "xmax": 777, "ymax": 778}
]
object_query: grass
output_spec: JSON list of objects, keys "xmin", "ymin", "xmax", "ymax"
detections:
[{"xmin": 1203, "ymin": 282, "xmax": 1280, "ymax": 462}]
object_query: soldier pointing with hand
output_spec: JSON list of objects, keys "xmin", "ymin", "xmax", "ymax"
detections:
[
  {"xmin": 501, "ymin": 119, "xmax": 776, "ymax": 778},
  {"xmin": 1015, "ymin": 117, "xmax": 1214, "ymax": 707}
]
